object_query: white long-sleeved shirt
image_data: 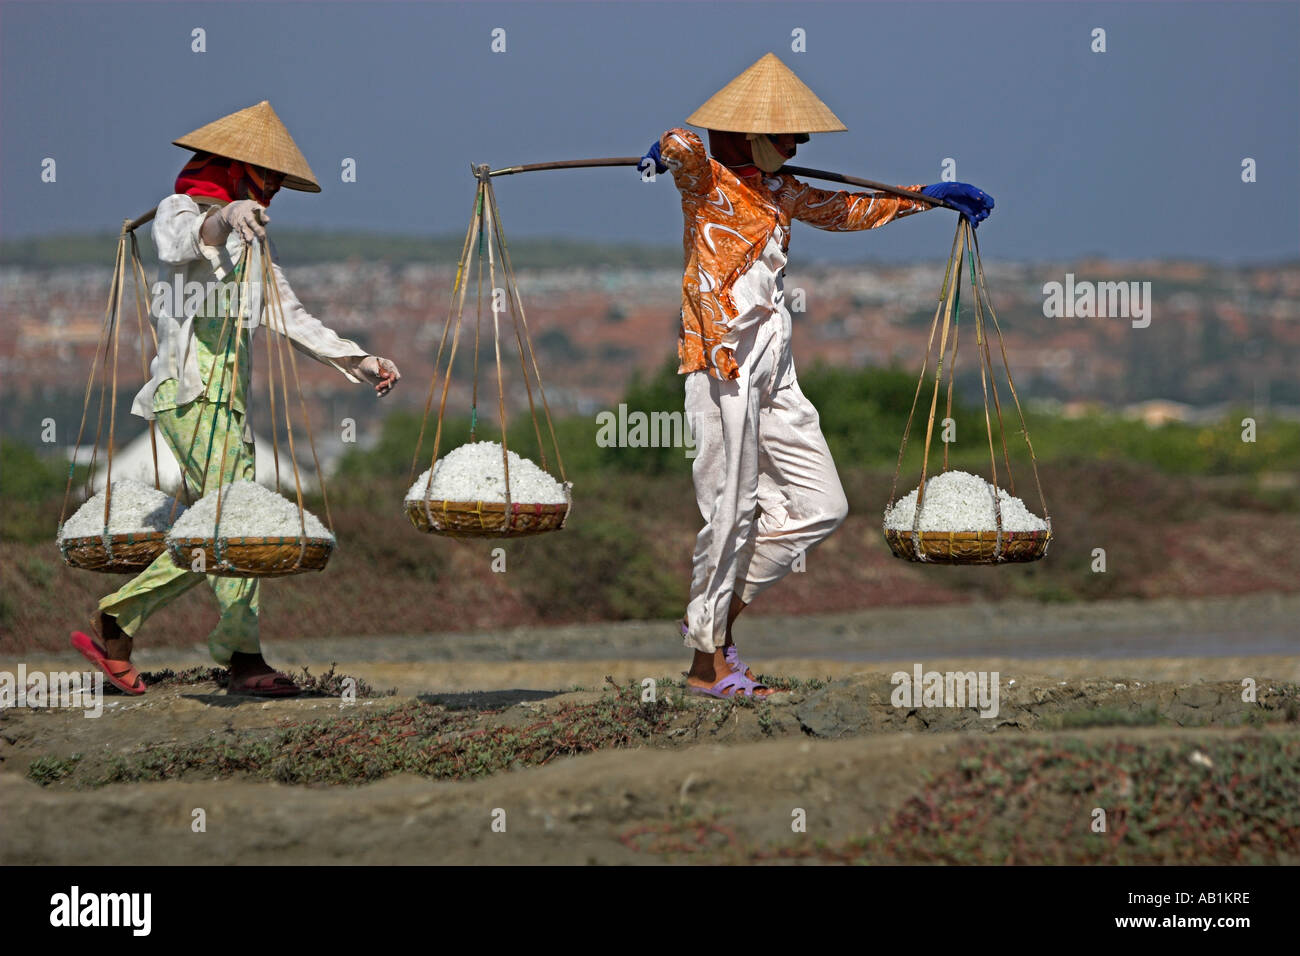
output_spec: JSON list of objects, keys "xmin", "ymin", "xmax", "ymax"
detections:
[
  {"xmin": 130, "ymin": 193, "xmax": 368, "ymax": 435},
  {"xmin": 724, "ymin": 222, "xmax": 795, "ymax": 393}
]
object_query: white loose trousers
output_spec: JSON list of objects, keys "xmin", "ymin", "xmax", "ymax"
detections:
[{"xmin": 682, "ymin": 316, "xmax": 849, "ymax": 654}]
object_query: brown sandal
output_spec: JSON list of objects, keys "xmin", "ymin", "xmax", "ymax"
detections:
[{"xmin": 226, "ymin": 670, "xmax": 302, "ymax": 698}]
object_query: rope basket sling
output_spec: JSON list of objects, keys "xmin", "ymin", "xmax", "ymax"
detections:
[
  {"xmin": 163, "ymin": 235, "xmax": 336, "ymax": 576},
  {"xmin": 883, "ymin": 218, "xmax": 1052, "ymax": 565},
  {"xmin": 56, "ymin": 225, "xmax": 171, "ymax": 573},
  {"xmin": 405, "ymin": 165, "xmax": 572, "ymax": 538}
]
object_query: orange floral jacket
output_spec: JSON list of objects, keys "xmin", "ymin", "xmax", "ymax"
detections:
[{"xmin": 660, "ymin": 127, "xmax": 934, "ymax": 380}]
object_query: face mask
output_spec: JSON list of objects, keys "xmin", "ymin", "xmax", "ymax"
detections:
[
  {"xmin": 746, "ymin": 133, "xmax": 790, "ymax": 173},
  {"xmin": 232, "ymin": 163, "xmax": 283, "ymax": 207}
]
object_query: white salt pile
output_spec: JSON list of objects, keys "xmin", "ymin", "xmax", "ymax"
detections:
[
  {"xmin": 58, "ymin": 479, "xmax": 184, "ymax": 541},
  {"xmin": 406, "ymin": 441, "xmax": 568, "ymax": 505},
  {"xmin": 168, "ymin": 480, "xmax": 333, "ymax": 540},
  {"xmin": 884, "ymin": 470, "xmax": 1047, "ymax": 532}
]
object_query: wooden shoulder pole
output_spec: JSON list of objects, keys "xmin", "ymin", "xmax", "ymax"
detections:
[
  {"xmin": 124, "ymin": 207, "xmax": 157, "ymax": 233},
  {"xmin": 486, "ymin": 157, "xmax": 960, "ymax": 211}
]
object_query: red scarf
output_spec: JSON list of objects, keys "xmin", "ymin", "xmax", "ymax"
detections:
[
  {"xmin": 708, "ymin": 129, "xmax": 767, "ymax": 179},
  {"xmin": 174, "ymin": 152, "xmax": 276, "ymax": 206}
]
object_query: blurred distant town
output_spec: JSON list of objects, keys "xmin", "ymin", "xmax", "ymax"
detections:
[{"xmin": 3, "ymin": 232, "xmax": 1297, "ymax": 475}]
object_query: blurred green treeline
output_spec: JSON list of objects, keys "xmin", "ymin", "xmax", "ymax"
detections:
[{"xmin": 335, "ymin": 355, "xmax": 1300, "ymax": 487}]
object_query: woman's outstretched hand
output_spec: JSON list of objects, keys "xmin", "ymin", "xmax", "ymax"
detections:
[
  {"xmin": 920, "ymin": 182, "xmax": 994, "ymax": 228},
  {"xmin": 357, "ymin": 355, "xmax": 400, "ymax": 396}
]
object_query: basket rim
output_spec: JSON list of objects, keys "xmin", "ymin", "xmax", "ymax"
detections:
[
  {"xmin": 404, "ymin": 498, "xmax": 569, "ymax": 513},
  {"xmin": 59, "ymin": 530, "xmax": 169, "ymax": 545},
  {"xmin": 166, "ymin": 535, "xmax": 336, "ymax": 546},
  {"xmin": 882, "ymin": 527, "xmax": 1052, "ymax": 539}
]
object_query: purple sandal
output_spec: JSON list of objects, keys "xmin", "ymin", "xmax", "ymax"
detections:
[
  {"xmin": 724, "ymin": 645, "xmax": 753, "ymax": 677},
  {"xmin": 687, "ymin": 669, "xmax": 769, "ymax": 699},
  {"xmin": 680, "ymin": 616, "xmax": 774, "ymax": 697}
]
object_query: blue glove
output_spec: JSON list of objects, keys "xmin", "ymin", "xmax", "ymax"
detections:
[
  {"xmin": 921, "ymin": 182, "xmax": 994, "ymax": 228},
  {"xmin": 639, "ymin": 140, "xmax": 668, "ymax": 176}
]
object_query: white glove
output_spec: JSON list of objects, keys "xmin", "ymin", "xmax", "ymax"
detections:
[
  {"xmin": 202, "ymin": 200, "xmax": 269, "ymax": 245},
  {"xmin": 357, "ymin": 355, "xmax": 400, "ymax": 396}
]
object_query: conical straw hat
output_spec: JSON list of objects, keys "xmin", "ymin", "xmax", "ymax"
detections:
[
  {"xmin": 686, "ymin": 53, "xmax": 847, "ymax": 134},
  {"xmin": 172, "ymin": 101, "xmax": 321, "ymax": 193}
]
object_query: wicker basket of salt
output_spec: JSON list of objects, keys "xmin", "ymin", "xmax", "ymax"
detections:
[
  {"xmin": 883, "ymin": 530, "xmax": 1050, "ymax": 564},
  {"xmin": 57, "ymin": 479, "xmax": 183, "ymax": 573},
  {"xmin": 406, "ymin": 167, "xmax": 572, "ymax": 539},
  {"xmin": 883, "ymin": 470, "xmax": 1051, "ymax": 564},
  {"xmin": 159, "ymin": 236, "xmax": 340, "ymax": 577},
  {"xmin": 61, "ymin": 535, "xmax": 167, "ymax": 574},
  {"xmin": 56, "ymin": 226, "xmax": 175, "ymax": 574},
  {"xmin": 166, "ymin": 481, "xmax": 334, "ymax": 577},
  {"xmin": 406, "ymin": 442, "xmax": 571, "ymax": 538},
  {"xmin": 883, "ymin": 218, "xmax": 1052, "ymax": 565}
]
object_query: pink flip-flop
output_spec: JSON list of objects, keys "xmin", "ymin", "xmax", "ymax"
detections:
[{"xmin": 70, "ymin": 630, "xmax": 146, "ymax": 696}]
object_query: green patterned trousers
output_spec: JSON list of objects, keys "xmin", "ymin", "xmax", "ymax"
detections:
[{"xmin": 98, "ymin": 397, "xmax": 260, "ymax": 665}]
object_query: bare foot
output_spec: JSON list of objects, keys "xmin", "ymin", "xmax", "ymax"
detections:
[{"xmin": 96, "ymin": 613, "xmax": 132, "ymax": 660}]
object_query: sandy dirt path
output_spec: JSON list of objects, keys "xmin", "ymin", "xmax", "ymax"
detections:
[
  {"xmin": 11, "ymin": 592, "xmax": 1299, "ymax": 695},
  {"xmin": 3, "ymin": 593, "xmax": 1296, "ymax": 865}
]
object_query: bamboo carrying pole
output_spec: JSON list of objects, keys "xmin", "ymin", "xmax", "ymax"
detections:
[
  {"xmin": 488, "ymin": 157, "xmax": 963, "ymax": 211},
  {"xmin": 120, "ymin": 155, "xmax": 959, "ymax": 236},
  {"xmin": 124, "ymin": 208, "xmax": 157, "ymax": 233}
]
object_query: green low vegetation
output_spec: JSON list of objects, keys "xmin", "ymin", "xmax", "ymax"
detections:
[
  {"xmin": 88, "ymin": 678, "xmax": 673, "ymax": 788},
  {"xmin": 744, "ymin": 733, "xmax": 1300, "ymax": 864}
]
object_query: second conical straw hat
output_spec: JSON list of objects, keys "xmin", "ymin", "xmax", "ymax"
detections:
[
  {"xmin": 172, "ymin": 101, "xmax": 321, "ymax": 193},
  {"xmin": 686, "ymin": 53, "xmax": 847, "ymax": 134}
]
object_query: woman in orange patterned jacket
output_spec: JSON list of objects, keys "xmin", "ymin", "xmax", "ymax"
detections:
[{"xmin": 640, "ymin": 54, "xmax": 993, "ymax": 698}]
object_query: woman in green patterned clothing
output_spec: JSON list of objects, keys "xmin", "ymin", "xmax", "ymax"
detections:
[{"xmin": 72, "ymin": 102, "xmax": 400, "ymax": 698}]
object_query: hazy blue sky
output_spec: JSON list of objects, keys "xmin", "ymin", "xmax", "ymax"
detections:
[{"xmin": 2, "ymin": 1, "xmax": 1296, "ymax": 262}]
